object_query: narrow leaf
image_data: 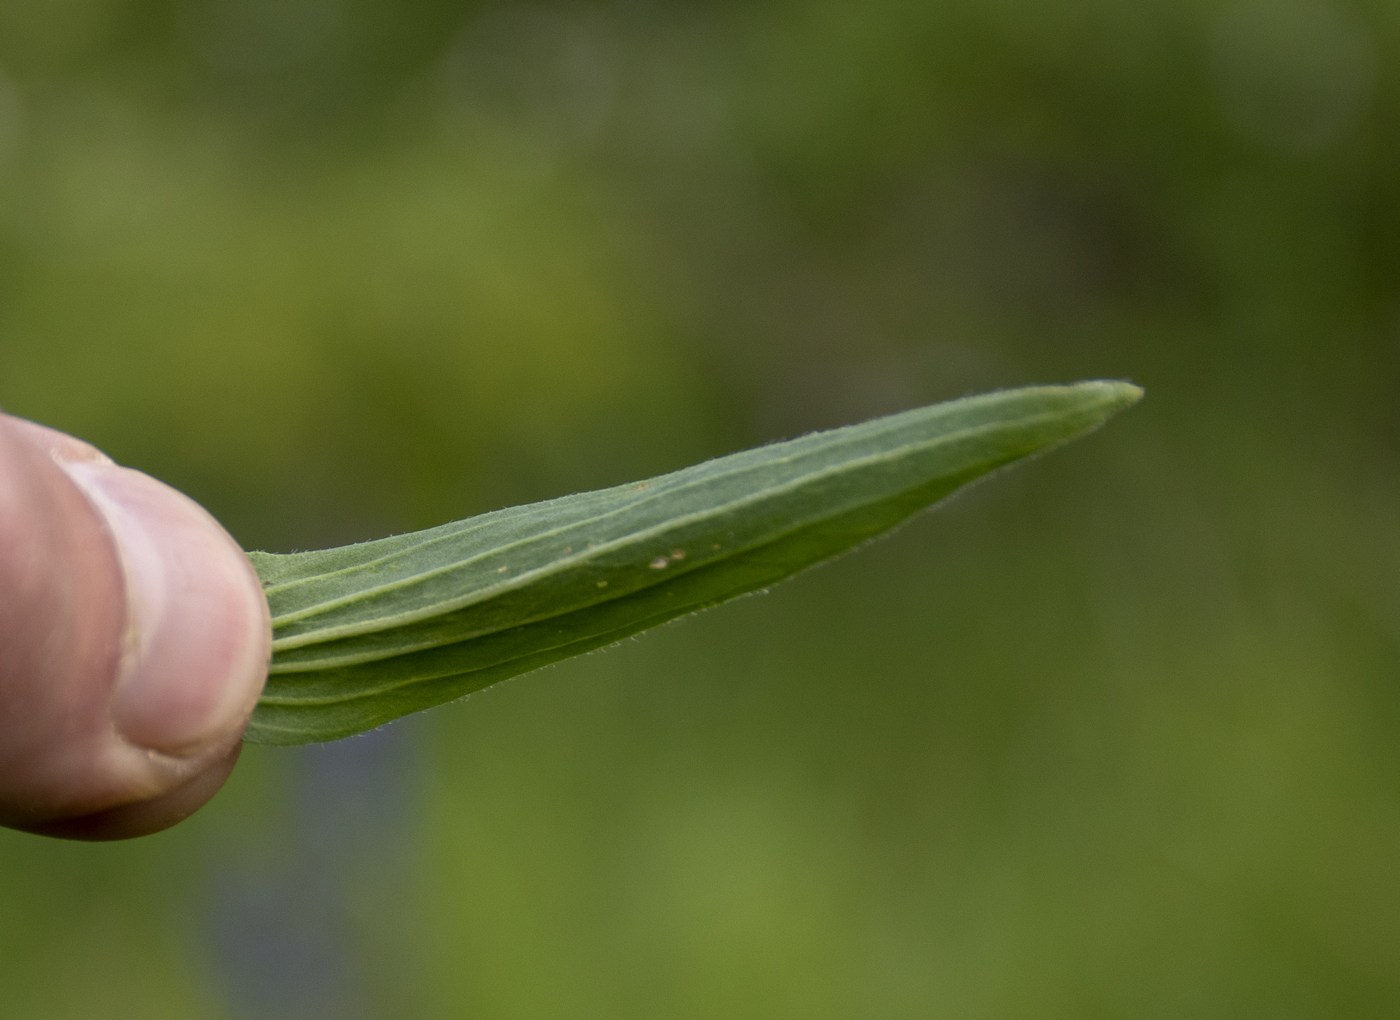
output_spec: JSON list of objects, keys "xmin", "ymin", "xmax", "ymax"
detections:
[{"xmin": 245, "ymin": 381, "xmax": 1141, "ymax": 744}]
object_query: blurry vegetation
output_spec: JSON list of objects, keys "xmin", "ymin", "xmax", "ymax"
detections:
[{"xmin": 3, "ymin": 0, "xmax": 1400, "ymax": 1016}]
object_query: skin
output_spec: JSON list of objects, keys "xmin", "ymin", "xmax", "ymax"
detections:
[{"xmin": 0, "ymin": 414, "xmax": 270, "ymax": 839}]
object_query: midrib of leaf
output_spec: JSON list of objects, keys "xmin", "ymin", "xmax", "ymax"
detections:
[
  {"xmin": 267, "ymin": 414, "xmax": 1038, "ymax": 651},
  {"xmin": 244, "ymin": 381, "xmax": 1141, "ymax": 744},
  {"xmin": 261, "ymin": 390, "xmax": 1018, "ymax": 617}
]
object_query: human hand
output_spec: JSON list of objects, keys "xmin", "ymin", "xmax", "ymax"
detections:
[{"xmin": 0, "ymin": 414, "xmax": 270, "ymax": 839}]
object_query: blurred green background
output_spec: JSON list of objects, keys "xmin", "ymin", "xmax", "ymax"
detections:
[{"xmin": 3, "ymin": 0, "xmax": 1400, "ymax": 1015}]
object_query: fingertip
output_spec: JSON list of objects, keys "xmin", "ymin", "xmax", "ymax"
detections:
[
  {"xmin": 0, "ymin": 414, "xmax": 271, "ymax": 837},
  {"xmin": 59, "ymin": 460, "xmax": 272, "ymax": 756}
]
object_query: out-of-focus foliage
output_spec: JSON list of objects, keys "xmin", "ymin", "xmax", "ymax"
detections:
[{"xmin": 2, "ymin": 1, "xmax": 1399, "ymax": 1016}]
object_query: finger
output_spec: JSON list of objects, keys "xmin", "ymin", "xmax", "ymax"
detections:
[{"xmin": 0, "ymin": 414, "xmax": 271, "ymax": 839}]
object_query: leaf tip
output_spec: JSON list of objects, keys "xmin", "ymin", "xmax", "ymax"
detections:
[{"xmin": 1081, "ymin": 379, "xmax": 1144, "ymax": 411}]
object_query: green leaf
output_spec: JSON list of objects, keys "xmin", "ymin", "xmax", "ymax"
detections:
[{"xmin": 245, "ymin": 381, "xmax": 1141, "ymax": 744}]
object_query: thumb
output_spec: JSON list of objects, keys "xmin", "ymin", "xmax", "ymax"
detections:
[{"xmin": 0, "ymin": 414, "xmax": 270, "ymax": 839}]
